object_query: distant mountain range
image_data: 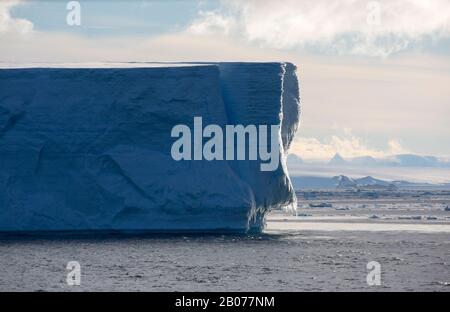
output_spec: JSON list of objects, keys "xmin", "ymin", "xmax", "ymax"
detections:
[
  {"xmin": 287, "ymin": 153, "xmax": 450, "ymax": 168},
  {"xmin": 328, "ymin": 153, "xmax": 347, "ymax": 165},
  {"xmin": 290, "ymin": 174, "xmax": 450, "ymax": 190}
]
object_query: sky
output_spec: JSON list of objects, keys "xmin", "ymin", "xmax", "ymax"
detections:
[{"xmin": 1, "ymin": 0, "xmax": 450, "ymax": 160}]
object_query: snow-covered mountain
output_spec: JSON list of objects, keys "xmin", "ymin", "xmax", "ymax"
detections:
[
  {"xmin": 350, "ymin": 156, "xmax": 378, "ymax": 166},
  {"xmin": 328, "ymin": 153, "xmax": 347, "ymax": 165},
  {"xmin": 290, "ymin": 174, "xmax": 450, "ymax": 190},
  {"xmin": 390, "ymin": 154, "xmax": 446, "ymax": 167},
  {"xmin": 355, "ymin": 176, "xmax": 392, "ymax": 186},
  {"xmin": 335, "ymin": 175, "xmax": 357, "ymax": 189}
]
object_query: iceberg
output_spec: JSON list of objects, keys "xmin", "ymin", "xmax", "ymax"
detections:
[{"xmin": 0, "ymin": 62, "xmax": 300, "ymax": 233}]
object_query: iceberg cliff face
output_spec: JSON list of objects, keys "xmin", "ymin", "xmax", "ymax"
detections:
[{"xmin": 0, "ymin": 62, "xmax": 300, "ymax": 233}]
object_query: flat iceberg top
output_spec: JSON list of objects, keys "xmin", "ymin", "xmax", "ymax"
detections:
[
  {"xmin": 0, "ymin": 61, "xmax": 290, "ymax": 69},
  {"xmin": 0, "ymin": 62, "xmax": 212, "ymax": 69}
]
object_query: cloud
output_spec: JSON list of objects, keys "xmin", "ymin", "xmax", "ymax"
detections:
[
  {"xmin": 1, "ymin": 1, "xmax": 448, "ymax": 158},
  {"xmin": 187, "ymin": 0, "xmax": 450, "ymax": 57},
  {"xmin": 0, "ymin": 31, "xmax": 282, "ymax": 63},
  {"xmin": 289, "ymin": 133, "xmax": 410, "ymax": 160},
  {"xmin": 0, "ymin": 0, "xmax": 33, "ymax": 34},
  {"xmin": 187, "ymin": 11, "xmax": 235, "ymax": 36}
]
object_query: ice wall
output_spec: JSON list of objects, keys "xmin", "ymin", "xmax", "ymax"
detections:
[{"xmin": 0, "ymin": 62, "xmax": 300, "ymax": 233}]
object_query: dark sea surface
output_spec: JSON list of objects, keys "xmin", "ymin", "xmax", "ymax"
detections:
[{"xmin": 1, "ymin": 211, "xmax": 449, "ymax": 291}]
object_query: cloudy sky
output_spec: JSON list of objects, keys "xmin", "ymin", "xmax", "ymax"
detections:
[{"xmin": 1, "ymin": 0, "xmax": 450, "ymax": 160}]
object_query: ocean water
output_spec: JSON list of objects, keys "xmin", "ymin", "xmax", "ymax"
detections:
[{"xmin": 1, "ymin": 211, "xmax": 449, "ymax": 292}]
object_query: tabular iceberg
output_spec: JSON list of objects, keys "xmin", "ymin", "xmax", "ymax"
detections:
[{"xmin": 0, "ymin": 62, "xmax": 300, "ymax": 233}]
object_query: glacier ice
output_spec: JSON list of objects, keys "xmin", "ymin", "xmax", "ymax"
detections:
[{"xmin": 0, "ymin": 62, "xmax": 300, "ymax": 233}]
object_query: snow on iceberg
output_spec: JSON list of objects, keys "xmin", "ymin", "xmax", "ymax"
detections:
[{"xmin": 0, "ymin": 62, "xmax": 300, "ymax": 233}]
